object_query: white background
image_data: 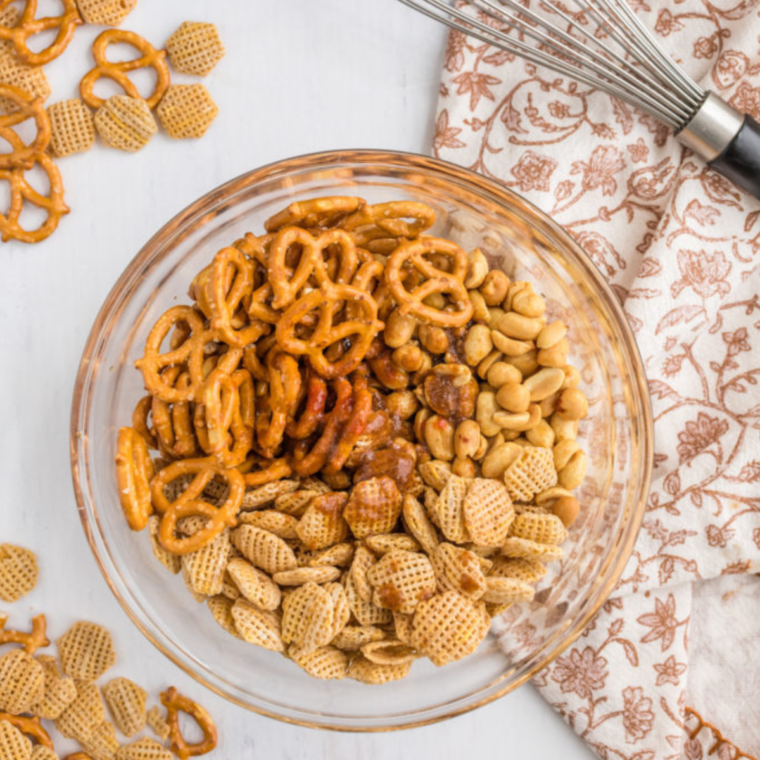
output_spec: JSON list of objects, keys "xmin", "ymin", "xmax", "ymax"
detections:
[{"xmin": 0, "ymin": 1, "xmax": 594, "ymax": 756}]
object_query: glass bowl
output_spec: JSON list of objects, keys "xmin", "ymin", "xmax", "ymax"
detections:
[{"xmin": 70, "ymin": 150, "xmax": 652, "ymax": 731}]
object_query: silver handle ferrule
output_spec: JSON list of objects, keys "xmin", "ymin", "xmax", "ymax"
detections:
[{"xmin": 676, "ymin": 92, "xmax": 745, "ymax": 162}]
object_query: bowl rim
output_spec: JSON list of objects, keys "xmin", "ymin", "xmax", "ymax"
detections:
[{"xmin": 70, "ymin": 148, "xmax": 653, "ymax": 732}]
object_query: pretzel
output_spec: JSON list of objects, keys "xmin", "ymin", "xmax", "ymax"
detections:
[
  {"xmin": 160, "ymin": 687, "xmax": 217, "ymax": 760},
  {"xmin": 0, "ymin": 613, "xmax": 49, "ymax": 654},
  {"xmin": 80, "ymin": 29, "xmax": 170, "ymax": 110},
  {"xmin": 286, "ymin": 372, "xmax": 327, "ymax": 439},
  {"xmin": 343, "ymin": 200, "xmax": 436, "ymax": 248},
  {"xmin": 0, "ymin": 712, "xmax": 54, "ymax": 749},
  {"xmin": 385, "ymin": 237, "xmax": 473, "ymax": 327},
  {"xmin": 0, "ymin": 0, "xmax": 82, "ymax": 67},
  {"xmin": 241, "ymin": 456, "xmax": 292, "ymax": 487},
  {"xmin": 255, "ymin": 351, "xmax": 301, "ymax": 457},
  {"xmin": 0, "ymin": 84, "xmax": 50, "ymax": 169},
  {"xmin": 116, "ymin": 426, "xmax": 155, "ymax": 531},
  {"xmin": 0, "ymin": 152, "xmax": 69, "ymax": 243},
  {"xmin": 151, "ymin": 371, "xmax": 197, "ymax": 459},
  {"xmin": 264, "ymin": 196, "xmax": 364, "ymax": 233},
  {"xmin": 150, "ymin": 457, "xmax": 244, "ymax": 554}
]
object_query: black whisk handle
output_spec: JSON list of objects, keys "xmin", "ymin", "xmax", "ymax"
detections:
[{"xmin": 708, "ymin": 115, "xmax": 760, "ymax": 201}]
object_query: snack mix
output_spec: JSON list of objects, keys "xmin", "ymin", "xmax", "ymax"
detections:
[
  {"xmin": 0, "ymin": 1, "xmax": 224, "ymax": 244},
  {"xmin": 0, "ymin": 543, "xmax": 218, "ymax": 759},
  {"xmin": 117, "ymin": 196, "xmax": 589, "ymax": 683}
]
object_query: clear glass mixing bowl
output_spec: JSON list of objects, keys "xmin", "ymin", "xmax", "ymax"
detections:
[{"xmin": 70, "ymin": 150, "xmax": 652, "ymax": 731}]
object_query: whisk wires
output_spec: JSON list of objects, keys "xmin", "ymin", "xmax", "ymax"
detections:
[{"xmin": 400, "ymin": 0, "xmax": 705, "ymax": 129}]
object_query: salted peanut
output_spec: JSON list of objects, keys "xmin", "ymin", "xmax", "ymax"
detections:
[
  {"xmin": 538, "ymin": 338, "xmax": 569, "ymax": 368},
  {"xmin": 238, "ymin": 510, "xmax": 299, "ymax": 539},
  {"xmin": 464, "ymin": 248, "xmax": 488, "ymax": 288},
  {"xmin": 364, "ymin": 534, "xmax": 420, "ymax": 555},
  {"xmin": 491, "ymin": 330, "xmax": 534, "ymax": 358},
  {"xmin": 463, "ymin": 478, "xmax": 514, "ymax": 546},
  {"xmin": 344, "ymin": 476, "xmax": 402, "ymax": 539},
  {"xmin": 361, "ymin": 639, "xmax": 417, "ymax": 665},
  {"xmin": 232, "ymin": 525, "xmax": 297, "ymax": 574},
  {"xmin": 487, "ymin": 307, "xmax": 506, "ymax": 327},
  {"xmin": 146, "ymin": 705, "xmax": 171, "ymax": 742},
  {"xmin": 231, "ymin": 599, "xmax": 284, "ymax": 652},
  {"xmin": 555, "ymin": 388, "xmax": 589, "ymax": 421},
  {"xmin": 539, "ymin": 391, "xmax": 560, "ymax": 417},
  {"xmin": 57, "ymin": 622, "xmax": 116, "ymax": 681},
  {"xmin": 506, "ymin": 349, "xmax": 539, "ymax": 377},
  {"xmin": 30, "ymin": 657, "xmax": 77, "ymax": 720},
  {"xmin": 424, "ymin": 415, "xmax": 455, "ymax": 461},
  {"xmin": 431, "ymin": 475, "xmax": 469, "ymax": 544},
  {"xmin": 226, "ymin": 557, "xmax": 281, "ymax": 610},
  {"xmin": 385, "ymin": 390, "xmax": 418, "ymax": 420},
  {"xmin": 181, "ymin": 529, "xmax": 231, "ymax": 597},
  {"xmin": 296, "ymin": 492, "xmax": 350, "ymax": 550},
  {"xmin": 418, "ymin": 324, "xmax": 449, "ymax": 354},
  {"xmin": 117, "ymin": 737, "xmax": 174, "ymax": 760},
  {"xmin": 558, "ymin": 450, "xmax": 588, "ymax": 489},
  {"xmin": 489, "ymin": 555, "xmax": 547, "ymax": 584},
  {"xmin": 553, "ymin": 440, "xmax": 580, "ymax": 471},
  {"xmin": 523, "ymin": 368, "xmax": 565, "ymax": 402},
  {"xmin": 534, "ymin": 485, "xmax": 574, "ymax": 505},
  {"xmin": 495, "ymin": 382, "xmax": 530, "ymax": 413},
  {"xmin": 453, "ymin": 419, "xmax": 480, "ymax": 460},
  {"xmin": 451, "ymin": 456, "xmax": 476, "ymax": 478},
  {"xmin": 502, "ymin": 537, "xmax": 563, "ymax": 562},
  {"xmin": 463, "ymin": 324, "xmax": 493, "ymax": 366},
  {"xmin": 476, "ymin": 349, "xmax": 503, "ymax": 379},
  {"xmin": 274, "ymin": 489, "xmax": 317, "ymax": 517},
  {"xmin": 0, "ymin": 650, "xmax": 44, "ymax": 714},
  {"xmin": 413, "ymin": 408, "xmax": 431, "ymax": 442},
  {"xmin": 401, "ymin": 494, "xmax": 439, "ymax": 555},
  {"xmin": 289, "ymin": 645, "xmax": 347, "ymax": 680},
  {"xmin": 482, "ymin": 576, "xmax": 535, "ymax": 605},
  {"xmin": 480, "ymin": 271, "xmax": 509, "ymax": 305},
  {"xmin": 510, "ymin": 512, "xmax": 568, "ymax": 545},
  {"xmin": 562, "ymin": 365, "xmax": 581, "ymax": 389},
  {"xmin": 0, "ymin": 721, "xmax": 31, "ymax": 760},
  {"xmin": 273, "ymin": 566, "xmax": 341, "ymax": 586},
  {"xmin": 469, "ymin": 289, "xmax": 490, "ymax": 323},
  {"xmin": 77, "ymin": 0, "xmax": 137, "ymax": 25},
  {"xmin": 481, "ymin": 441, "xmax": 521, "ymax": 479},
  {"xmin": 551, "ymin": 415, "xmax": 579, "ymax": 442},
  {"xmin": 281, "ymin": 583, "xmax": 334, "ymax": 655},
  {"xmin": 384, "ymin": 308, "xmax": 416, "ymax": 348},
  {"xmin": 412, "ymin": 591, "xmax": 489, "ymax": 667},
  {"xmin": 206, "ymin": 596, "xmax": 242, "ymax": 639},
  {"xmin": 344, "ymin": 571, "xmax": 392, "ymax": 626},
  {"xmin": 366, "ymin": 550, "xmax": 436, "ymax": 614},
  {"xmin": 392, "ymin": 345, "xmax": 424, "ymax": 372},
  {"xmin": 302, "ymin": 543, "xmax": 355, "ymax": 568},
  {"xmin": 495, "ymin": 312, "xmax": 543, "ymax": 341},
  {"xmin": 503, "ymin": 447, "xmax": 558, "ymax": 502},
  {"xmin": 166, "ymin": 21, "xmax": 225, "ymax": 76},
  {"xmin": 476, "ymin": 390, "xmax": 501, "ymax": 437},
  {"xmin": 47, "ymin": 99, "xmax": 95, "ymax": 157},
  {"xmin": 423, "ymin": 292, "xmax": 446, "ymax": 309},
  {"xmin": 147, "ymin": 516, "xmax": 181, "ymax": 574},
  {"xmin": 95, "ymin": 96, "xmax": 157, "ymax": 152},
  {"xmin": 418, "ymin": 460, "xmax": 452, "ymax": 492},
  {"xmin": 502, "ymin": 281, "xmax": 528, "ymax": 312},
  {"xmin": 430, "ymin": 543, "xmax": 486, "ymax": 600},
  {"xmin": 511, "ymin": 289, "xmax": 546, "ymax": 318},
  {"xmin": 82, "ymin": 720, "xmax": 120, "ymax": 760},
  {"xmin": 242, "ymin": 479, "xmax": 299, "ymax": 509},
  {"xmin": 332, "ymin": 625, "xmax": 385, "ymax": 651},
  {"xmin": 493, "ymin": 410, "xmax": 530, "ymax": 430},
  {"xmin": 157, "ymin": 84, "xmax": 218, "ymax": 139},
  {"xmin": 552, "ymin": 496, "xmax": 580, "ymax": 528},
  {"xmin": 347, "ymin": 655, "xmax": 411, "ymax": 685},
  {"xmin": 537, "ymin": 321, "xmax": 567, "ymax": 349},
  {"xmin": 55, "ymin": 681, "xmax": 105, "ymax": 742},
  {"xmin": 486, "ymin": 362, "xmax": 521, "ymax": 389},
  {"xmin": 526, "ymin": 419, "xmax": 555, "ymax": 448},
  {"xmin": 0, "ymin": 544, "xmax": 38, "ymax": 602},
  {"xmin": 102, "ymin": 677, "xmax": 146, "ymax": 737}
]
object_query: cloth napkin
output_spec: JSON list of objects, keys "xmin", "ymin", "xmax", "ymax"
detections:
[{"xmin": 433, "ymin": 2, "xmax": 760, "ymax": 756}]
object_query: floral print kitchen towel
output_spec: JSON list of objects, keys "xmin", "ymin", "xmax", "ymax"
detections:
[{"xmin": 433, "ymin": 0, "xmax": 760, "ymax": 756}]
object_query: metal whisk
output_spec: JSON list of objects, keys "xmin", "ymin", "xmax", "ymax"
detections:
[{"xmin": 399, "ymin": 0, "xmax": 760, "ymax": 199}]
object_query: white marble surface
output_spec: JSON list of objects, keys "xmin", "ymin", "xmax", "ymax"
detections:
[{"xmin": 0, "ymin": 0, "xmax": 595, "ymax": 756}]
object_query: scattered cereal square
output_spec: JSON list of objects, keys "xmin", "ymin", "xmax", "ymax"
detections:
[
  {"xmin": 165, "ymin": 22, "xmax": 225, "ymax": 76},
  {"xmin": 47, "ymin": 99, "xmax": 95, "ymax": 157}
]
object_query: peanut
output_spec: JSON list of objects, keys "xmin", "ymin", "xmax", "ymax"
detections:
[
  {"xmin": 385, "ymin": 308, "xmax": 416, "ymax": 348},
  {"xmin": 523, "ymin": 367, "xmax": 565, "ymax": 401},
  {"xmin": 464, "ymin": 324, "xmax": 493, "ymax": 366},
  {"xmin": 424, "ymin": 415, "xmax": 455, "ymax": 461},
  {"xmin": 526, "ymin": 419, "xmax": 555, "ymax": 448},
  {"xmin": 386, "ymin": 390, "xmax": 419, "ymax": 420},
  {"xmin": 464, "ymin": 249, "xmax": 489, "ymax": 289},
  {"xmin": 495, "ymin": 312, "xmax": 543, "ymax": 341},
  {"xmin": 476, "ymin": 390, "xmax": 501, "ymax": 436},
  {"xmin": 558, "ymin": 450, "xmax": 587, "ymax": 489},
  {"xmin": 539, "ymin": 391, "xmax": 559, "ymax": 417},
  {"xmin": 555, "ymin": 388, "xmax": 588, "ymax": 420},
  {"xmin": 419, "ymin": 324, "xmax": 449, "ymax": 354},
  {"xmin": 491, "ymin": 330, "xmax": 534, "ymax": 357},
  {"xmin": 481, "ymin": 441, "xmax": 522, "ymax": 478},
  {"xmin": 553, "ymin": 440, "xmax": 580, "ymax": 471},
  {"xmin": 392, "ymin": 345, "xmax": 424, "ymax": 372},
  {"xmin": 495, "ymin": 382, "xmax": 530, "ymax": 413},
  {"xmin": 493, "ymin": 410, "xmax": 531, "ymax": 430},
  {"xmin": 511, "ymin": 288, "xmax": 546, "ymax": 318},
  {"xmin": 537, "ymin": 321, "xmax": 567, "ymax": 349},
  {"xmin": 454, "ymin": 419, "xmax": 481, "ymax": 459},
  {"xmin": 487, "ymin": 306, "xmax": 505, "ymax": 326},
  {"xmin": 469, "ymin": 289, "xmax": 490, "ymax": 323},
  {"xmin": 505, "ymin": 350, "xmax": 538, "ymax": 377},
  {"xmin": 503, "ymin": 281, "xmax": 529, "ymax": 312},
  {"xmin": 413, "ymin": 407, "xmax": 431, "ymax": 442},
  {"xmin": 423, "ymin": 292, "xmax": 446, "ymax": 310},
  {"xmin": 474, "ymin": 434, "xmax": 489, "ymax": 460},
  {"xmin": 562, "ymin": 365, "xmax": 581, "ymax": 389},
  {"xmin": 480, "ymin": 270, "xmax": 510, "ymax": 305},
  {"xmin": 537, "ymin": 338, "xmax": 569, "ymax": 368},
  {"xmin": 476, "ymin": 350, "xmax": 503, "ymax": 380},
  {"xmin": 535, "ymin": 486, "xmax": 573, "ymax": 505},
  {"xmin": 551, "ymin": 415, "xmax": 578, "ymax": 442},
  {"xmin": 552, "ymin": 496, "xmax": 580, "ymax": 528},
  {"xmin": 452, "ymin": 456, "xmax": 477, "ymax": 478}
]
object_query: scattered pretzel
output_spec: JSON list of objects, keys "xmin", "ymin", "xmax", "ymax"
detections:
[
  {"xmin": 0, "ymin": 712, "xmax": 54, "ymax": 749},
  {"xmin": 0, "ymin": 152, "xmax": 69, "ymax": 243},
  {"xmin": 80, "ymin": 29, "xmax": 170, "ymax": 110},
  {"xmin": 160, "ymin": 686, "xmax": 218, "ymax": 760},
  {"xmin": 116, "ymin": 426, "xmax": 155, "ymax": 531},
  {"xmin": 0, "ymin": 0, "xmax": 82, "ymax": 67},
  {"xmin": 385, "ymin": 236, "xmax": 473, "ymax": 327},
  {"xmin": 0, "ymin": 613, "xmax": 49, "ymax": 654},
  {"xmin": 0, "ymin": 84, "xmax": 51, "ymax": 169}
]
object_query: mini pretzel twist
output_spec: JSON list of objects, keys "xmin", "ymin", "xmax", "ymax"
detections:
[
  {"xmin": 131, "ymin": 395, "xmax": 157, "ymax": 449},
  {"xmin": 239, "ymin": 455, "xmax": 292, "ymax": 487},
  {"xmin": 385, "ymin": 236, "xmax": 473, "ymax": 327},
  {"xmin": 0, "ymin": 84, "xmax": 51, "ymax": 169},
  {"xmin": 286, "ymin": 372, "xmax": 328, "ymax": 440},
  {"xmin": 0, "ymin": 613, "xmax": 49, "ymax": 654},
  {"xmin": 0, "ymin": 0, "xmax": 82, "ymax": 66},
  {"xmin": 0, "ymin": 712, "xmax": 54, "ymax": 749},
  {"xmin": 116, "ymin": 426, "xmax": 155, "ymax": 531},
  {"xmin": 254, "ymin": 351, "xmax": 301, "ymax": 458},
  {"xmin": 80, "ymin": 29, "xmax": 170, "ymax": 110},
  {"xmin": 150, "ymin": 369, "xmax": 198, "ymax": 459},
  {"xmin": 160, "ymin": 686, "xmax": 218, "ymax": 760},
  {"xmin": 0, "ymin": 152, "xmax": 69, "ymax": 243},
  {"xmin": 150, "ymin": 457, "xmax": 244, "ymax": 554},
  {"xmin": 264, "ymin": 195, "xmax": 365, "ymax": 232},
  {"xmin": 343, "ymin": 200, "xmax": 436, "ymax": 249}
]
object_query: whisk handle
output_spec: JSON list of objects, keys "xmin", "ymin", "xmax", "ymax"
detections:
[{"xmin": 708, "ymin": 115, "xmax": 760, "ymax": 201}]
